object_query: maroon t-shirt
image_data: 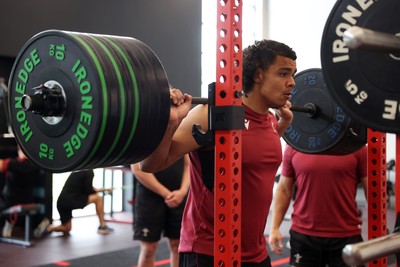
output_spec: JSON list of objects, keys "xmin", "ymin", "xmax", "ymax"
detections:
[
  {"xmin": 281, "ymin": 145, "xmax": 367, "ymax": 237},
  {"xmin": 179, "ymin": 105, "xmax": 282, "ymax": 263}
]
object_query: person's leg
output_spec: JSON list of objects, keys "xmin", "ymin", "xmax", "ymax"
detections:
[
  {"xmin": 88, "ymin": 193, "xmax": 106, "ymax": 227},
  {"xmin": 2, "ymin": 218, "xmax": 14, "ymax": 237},
  {"xmin": 87, "ymin": 193, "xmax": 113, "ymax": 234},
  {"xmin": 165, "ymin": 195, "xmax": 186, "ymax": 267},
  {"xmin": 138, "ymin": 241, "xmax": 159, "ymax": 267},
  {"xmin": 48, "ymin": 219, "xmax": 72, "ymax": 235},
  {"xmin": 134, "ymin": 184, "xmax": 164, "ymax": 264},
  {"xmin": 168, "ymin": 238, "xmax": 180, "ymax": 267}
]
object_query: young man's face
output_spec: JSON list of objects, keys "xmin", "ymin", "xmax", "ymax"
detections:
[{"xmin": 257, "ymin": 55, "xmax": 297, "ymax": 108}]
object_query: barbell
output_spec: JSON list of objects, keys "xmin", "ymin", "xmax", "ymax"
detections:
[
  {"xmin": 6, "ymin": 0, "xmax": 399, "ymax": 173},
  {"xmin": 6, "ymin": 28, "xmax": 365, "ymax": 173}
]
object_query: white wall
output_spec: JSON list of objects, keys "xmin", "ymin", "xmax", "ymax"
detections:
[
  {"xmin": 266, "ymin": 0, "xmax": 336, "ymax": 72},
  {"xmin": 265, "ymin": 0, "xmax": 396, "ymax": 160}
]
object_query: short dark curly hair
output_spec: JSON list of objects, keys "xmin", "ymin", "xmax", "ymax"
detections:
[{"xmin": 242, "ymin": 40, "xmax": 297, "ymax": 93}]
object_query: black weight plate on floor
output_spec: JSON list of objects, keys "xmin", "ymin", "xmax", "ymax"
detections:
[
  {"xmin": 283, "ymin": 68, "xmax": 366, "ymax": 155},
  {"xmin": 8, "ymin": 30, "xmax": 105, "ymax": 172},
  {"xmin": 321, "ymin": 0, "xmax": 400, "ymax": 133}
]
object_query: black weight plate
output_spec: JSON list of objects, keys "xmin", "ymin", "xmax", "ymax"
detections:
[
  {"xmin": 283, "ymin": 68, "xmax": 366, "ymax": 155},
  {"xmin": 107, "ymin": 37, "xmax": 170, "ymax": 165},
  {"xmin": 70, "ymin": 33, "xmax": 129, "ymax": 169},
  {"xmin": 94, "ymin": 35, "xmax": 141, "ymax": 167},
  {"xmin": 8, "ymin": 30, "xmax": 105, "ymax": 172},
  {"xmin": 321, "ymin": 0, "xmax": 400, "ymax": 133}
]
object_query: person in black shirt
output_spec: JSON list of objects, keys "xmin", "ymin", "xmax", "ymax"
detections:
[
  {"xmin": 34, "ymin": 169, "xmax": 113, "ymax": 238},
  {"xmin": 131, "ymin": 155, "xmax": 190, "ymax": 267}
]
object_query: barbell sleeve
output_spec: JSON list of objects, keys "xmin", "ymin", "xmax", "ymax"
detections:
[
  {"xmin": 342, "ymin": 232, "xmax": 400, "ymax": 266},
  {"xmin": 343, "ymin": 26, "xmax": 400, "ymax": 55}
]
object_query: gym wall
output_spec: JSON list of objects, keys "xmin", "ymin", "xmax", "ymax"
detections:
[{"xmin": 0, "ymin": 0, "xmax": 202, "ymax": 97}]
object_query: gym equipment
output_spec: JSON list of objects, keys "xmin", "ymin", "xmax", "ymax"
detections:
[
  {"xmin": 342, "ymin": 232, "xmax": 400, "ymax": 266},
  {"xmin": 7, "ymin": 30, "xmax": 362, "ymax": 172},
  {"xmin": 8, "ymin": 30, "xmax": 171, "ymax": 173},
  {"xmin": 0, "ymin": 203, "xmax": 44, "ymax": 247},
  {"xmin": 321, "ymin": 0, "xmax": 400, "ymax": 134},
  {"xmin": 282, "ymin": 68, "xmax": 366, "ymax": 155}
]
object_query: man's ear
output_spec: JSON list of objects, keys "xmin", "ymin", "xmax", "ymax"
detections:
[{"xmin": 253, "ymin": 68, "xmax": 263, "ymax": 84}]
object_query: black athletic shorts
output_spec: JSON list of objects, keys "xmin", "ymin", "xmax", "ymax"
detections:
[
  {"xmin": 179, "ymin": 252, "xmax": 272, "ymax": 267},
  {"xmin": 57, "ymin": 194, "xmax": 89, "ymax": 224},
  {"xmin": 289, "ymin": 229, "xmax": 364, "ymax": 267},
  {"xmin": 133, "ymin": 184, "xmax": 186, "ymax": 242}
]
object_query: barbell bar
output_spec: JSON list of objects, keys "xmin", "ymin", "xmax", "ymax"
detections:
[
  {"xmin": 342, "ymin": 232, "xmax": 400, "ymax": 266},
  {"xmin": 343, "ymin": 26, "xmax": 400, "ymax": 55},
  {"xmin": 19, "ymin": 86, "xmax": 316, "ymax": 116}
]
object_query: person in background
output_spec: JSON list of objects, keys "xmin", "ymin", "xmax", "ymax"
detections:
[
  {"xmin": 0, "ymin": 146, "xmax": 43, "ymax": 237},
  {"xmin": 268, "ymin": 145, "xmax": 368, "ymax": 267},
  {"xmin": 140, "ymin": 40, "xmax": 297, "ymax": 267},
  {"xmin": 34, "ymin": 169, "xmax": 114, "ymax": 238},
  {"xmin": 131, "ymin": 154, "xmax": 190, "ymax": 267}
]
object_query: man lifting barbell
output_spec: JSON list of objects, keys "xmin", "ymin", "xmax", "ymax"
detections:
[
  {"xmin": 6, "ymin": 0, "xmax": 400, "ymax": 262},
  {"xmin": 140, "ymin": 39, "xmax": 297, "ymax": 267}
]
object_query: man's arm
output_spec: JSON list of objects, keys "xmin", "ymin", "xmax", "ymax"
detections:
[
  {"xmin": 140, "ymin": 91, "xmax": 207, "ymax": 173},
  {"xmin": 268, "ymin": 175, "xmax": 295, "ymax": 255},
  {"xmin": 164, "ymin": 154, "xmax": 191, "ymax": 208},
  {"xmin": 360, "ymin": 176, "xmax": 368, "ymax": 200},
  {"xmin": 131, "ymin": 163, "xmax": 171, "ymax": 199},
  {"xmin": 179, "ymin": 154, "xmax": 191, "ymax": 194}
]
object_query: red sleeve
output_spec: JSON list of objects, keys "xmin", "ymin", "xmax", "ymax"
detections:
[{"xmin": 281, "ymin": 145, "xmax": 296, "ymax": 178}]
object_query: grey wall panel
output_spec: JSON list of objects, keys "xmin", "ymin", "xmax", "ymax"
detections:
[{"xmin": 0, "ymin": 0, "xmax": 201, "ymax": 96}]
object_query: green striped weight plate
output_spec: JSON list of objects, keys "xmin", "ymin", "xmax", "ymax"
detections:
[{"xmin": 8, "ymin": 30, "xmax": 170, "ymax": 172}]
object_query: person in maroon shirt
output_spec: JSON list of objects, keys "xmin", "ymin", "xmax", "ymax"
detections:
[
  {"xmin": 269, "ymin": 145, "xmax": 367, "ymax": 267},
  {"xmin": 141, "ymin": 40, "xmax": 297, "ymax": 267}
]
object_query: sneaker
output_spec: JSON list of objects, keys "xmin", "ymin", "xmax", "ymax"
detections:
[
  {"xmin": 33, "ymin": 218, "xmax": 50, "ymax": 239},
  {"xmin": 2, "ymin": 221, "xmax": 14, "ymax": 238},
  {"xmin": 97, "ymin": 225, "xmax": 114, "ymax": 235}
]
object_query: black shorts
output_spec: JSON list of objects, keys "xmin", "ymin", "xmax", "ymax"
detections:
[
  {"xmin": 133, "ymin": 184, "xmax": 186, "ymax": 242},
  {"xmin": 179, "ymin": 253, "xmax": 271, "ymax": 267},
  {"xmin": 57, "ymin": 194, "xmax": 89, "ymax": 224},
  {"xmin": 289, "ymin": 229, "xmax": 364, "ymax": 267}
]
